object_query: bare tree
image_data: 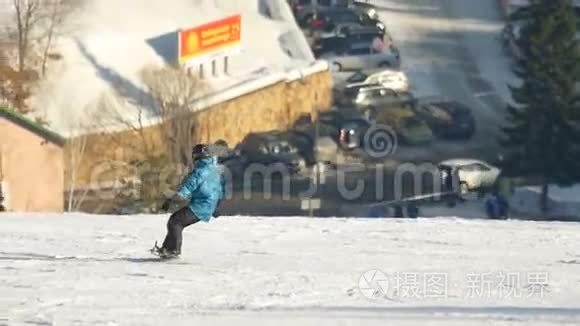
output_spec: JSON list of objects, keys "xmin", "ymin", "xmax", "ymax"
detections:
[
  {"xmin": 12, "ymin": 0, "xmax": 41, "ymax": 72},
  {"xmin": 90, "ymin": 65, "xmax": 209, "ymax": 212},
  {"xmin": 4, "ymin": 0, "xmax": 79, "ymax": 110},
  {"xmin": 64, "ymin": 123, "xmax": 89, "ymax": 212},
  {"xmin": 39, "ymin": 0, "xmax": 80, "ymax": 75},
  {"xmin": 140, "ymin": 65, "xmax": 209, "ymax": 167},
  {"xmin": 94, "ymin": 93, "xmax": 156, "ymax": 159}
]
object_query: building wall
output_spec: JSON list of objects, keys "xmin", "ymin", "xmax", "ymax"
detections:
[
  {"xmin": 0, "ymin": 118, "xmax": 64, "ymax": 212},
  {"xmin": 71, "ymin": 69, "xmax": 332, "ymax": 186}
]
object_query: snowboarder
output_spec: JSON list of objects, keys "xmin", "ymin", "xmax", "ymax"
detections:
[{"xmin": 153, "ymin": 144, "xmax": 225, "ymax": 258}]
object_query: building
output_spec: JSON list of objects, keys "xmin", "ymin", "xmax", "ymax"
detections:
[{"xmin": 0, "ymin": 108, "xmax": 65, "ymax": 212}]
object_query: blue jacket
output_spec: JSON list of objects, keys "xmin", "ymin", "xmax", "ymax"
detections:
[{"xmin": 176, "ymin": 157, "xmax": 224, "ymax": 222}]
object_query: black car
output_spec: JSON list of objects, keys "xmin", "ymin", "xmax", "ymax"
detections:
[
  {"xmin": 300, "ymin": 7, "xmax": 361, "ymax": 32},
  {"xmin": 289, "ymin": 0, "xmax": 351, "ymax": 20},
  {"xmin": 237, "ymin": 132, "xmax": 306, "ymax": 173},
  {"xmin": 413, "ymin": 100, "xmax": 476, "ymax": 139},
  {"xmin": 298, "ymin": 6, "xmax": 385, "ymax": 33}
]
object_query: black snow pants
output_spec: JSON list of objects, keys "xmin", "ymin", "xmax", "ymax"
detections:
[{"xmin": 161, "ymin": 206, "xmax": 200, "ymax": 253}]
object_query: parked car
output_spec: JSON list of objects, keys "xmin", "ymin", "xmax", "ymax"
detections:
[
  {"xmin": 334, "ymin": 68, "xmax": 410, "ymax": 92},
  {"xmin": 323, "ymin": 8, "xmax": 387, "ymax": 35},
  {"xmin": 320, "ymin": 23, "xmax": 393, "ymax": 49},
  {"xmin": 350, "ymin": 0, "xmax": 380, "ymax": 20},
  {"xmin": 237, "ymin": 132, "xmax": 306, "ymax": 174},
  {"xmin": 319, "ymin": 29, "xmax": 401, "ymax": 71},
  {"xmin": 209, "ymin": 139, "xmax": 240, "ymax": 164},
  {"xmin": 297, "ymin": 7, "xmax": 361, "ymax": 31},
  {"xmin": 438, "ymin": 159, "xmax": 501, "ymax": 194},
  {"xmin": 278, "ymin": 130, "xmax": 320, "ymax": 165},
  {"xmin": 289, "ymin": 0, "xmax": 352, "ymax": 21},
  {"xmin": 293, "ymin": 108, "xmax": 371, "ymax": 150},
  {"xmin": 322, "ymin": 43, "xmax": 400, "ymax": 71},
  {"xmin": 375, "ymin": 107, "xmax": 433, "ymax": 145},
  {"xmin": 335, "ymin": 85, "xmax": 415, "ymax": 118},
  {"xmin": 413, "ymin": 99, "xmax": 476, "ymax": 139},
  {"xmin": 314, "ymin": 24, "xmax": 393, "ymax": 57},
  {"xmin": 320, "ymin": 22, "xmax": 390, "ymax": 42},
  {"xmin": 296, "ymin": 4, "xmax": 386, "ymax": 33}
]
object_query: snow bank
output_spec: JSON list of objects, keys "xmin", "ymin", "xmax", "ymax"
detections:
[
  {"xmin": 2, "ymin": 214, "xmax": 580, "ymax": 325},
  {"xmin": 28, "ymin": 0, "xmax": 325, "ymax": 135}
]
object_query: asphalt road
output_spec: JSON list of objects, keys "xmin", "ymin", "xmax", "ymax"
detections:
[{"xmin": 374, "ymin": 0, "xmax": 515, "ymax": 163}]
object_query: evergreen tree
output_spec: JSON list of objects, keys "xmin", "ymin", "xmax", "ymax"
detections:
[{"xmin": 501, "ymin": 0, "xmax": 580, "ymax": 212}]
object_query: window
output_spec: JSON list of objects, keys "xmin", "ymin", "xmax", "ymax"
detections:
[
  {"xmin": 460, "ymin": 163, "xmax": 490, "ymax": 172},
  {"xmin": 426, "ymin": 105, "xmax": 452, "ymax": 121},
  {"xmin": 328, "ymin": 11, "xmax": 359, "ymax": 23},
  {"xmin": 374, "ymin": 88, "xmax": 394, "ymax": 98},
  {"xmin": 348, "ymin": 47, "xmax": 371, "ymax": 55},
  {"xmin": 403, "ymin": 117, "xmax": 422, "ymax": 128},
  {"xmin": 474, "ymin": 163, "xmax": 491, "ymax": 171},
  {"xmin": 347, "ymin": 72, "xmax": 368, "ymax": 83}
]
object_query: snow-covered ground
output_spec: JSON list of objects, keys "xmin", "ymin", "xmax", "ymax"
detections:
[
  {"xmin": 2, "ymin": 214, "xmax": 580, "ymax": 325},
  {"xmin": 25, "ymin": 0, "xmax": 317, "ymax": 135}
]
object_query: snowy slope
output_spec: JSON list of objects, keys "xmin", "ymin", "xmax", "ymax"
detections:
[
  {"xmin": 2, "ymin": 214, "xmax": 580, "ymax": 325},
  {"xmin": 27, "ymin": 0, "xmax": 319, "ymax": 135}
]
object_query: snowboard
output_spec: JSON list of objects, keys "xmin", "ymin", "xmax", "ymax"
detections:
[{"xmin": 150, "ymin": 241, "xmax": 180, "ymax": 260}]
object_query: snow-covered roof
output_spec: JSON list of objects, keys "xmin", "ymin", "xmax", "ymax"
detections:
[{"xmin": 28, "ymin": 0, "xmax": 320, "ymax": 136}]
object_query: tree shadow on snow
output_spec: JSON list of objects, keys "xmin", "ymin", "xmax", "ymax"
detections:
[{"xmin": 73, "ymin": 38, "xmax": 157, "ymax": 114}]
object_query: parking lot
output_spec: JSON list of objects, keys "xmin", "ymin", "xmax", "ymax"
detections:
[
  {"xmin": 285, "ymin": 0, "xmax": 515, "ymax": 164},
  {"xmin": 229, "ymin": 0, "xmax": 512, "ymax": 170},
  {"xmin": 217, "ymin": 0, "xmax": 519, "ymax": 215}
]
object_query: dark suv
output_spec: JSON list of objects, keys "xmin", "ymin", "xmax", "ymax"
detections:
[{"xmin": 237, "ymin": 132, "xmax": 307, "ymax": 174}]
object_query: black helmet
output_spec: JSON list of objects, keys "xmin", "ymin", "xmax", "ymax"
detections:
[{"xmin": 192, "ymin": 144, "xmax": 209, "ymax": 161}]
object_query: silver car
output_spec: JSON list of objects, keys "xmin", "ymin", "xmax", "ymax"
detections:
[
  {"xmin": 334, "ymin": 85, "xmax": 415, "ymax": 118},
  {"xmin": 438, "ymin": 159, "xmax": 501, "ymax": 194},
  {"xmin": 321, "ymin": 42, "xmax": 401, "ymax": 71}
]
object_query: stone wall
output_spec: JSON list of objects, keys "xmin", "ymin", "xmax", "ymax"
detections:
[{"xmin": 69, "ymin": 69, "xmax": 332, "ymax": 186}]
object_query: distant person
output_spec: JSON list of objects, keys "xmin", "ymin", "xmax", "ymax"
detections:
[
  {"xmin": 485, "ymin": 190, "xmax": 509, "ymax": 219},
  {"xmin": 152, "ymin": 144, "xmax": 225, "ymax": 258}
]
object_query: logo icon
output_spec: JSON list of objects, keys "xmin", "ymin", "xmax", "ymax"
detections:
[
  {"xmin": 359, "ymin": 269, "xmax": 389, "ymax": 299},
  {"xmin": 185, "ymin": 33, "xmax": 199, "ymax": 54},
  {"xmin": 363, "ymin": 124, "xmax": 398, "ymax": 159}
]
